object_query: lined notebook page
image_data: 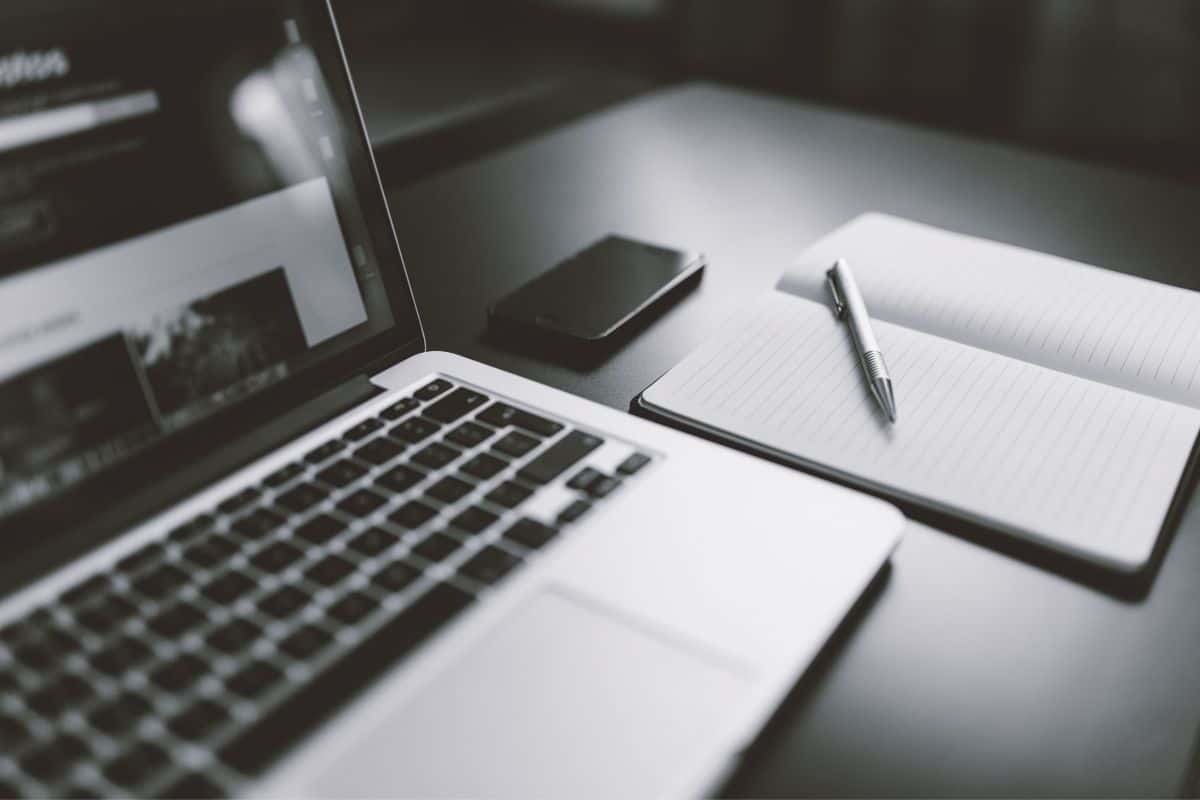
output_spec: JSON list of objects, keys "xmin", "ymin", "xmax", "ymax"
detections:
[
  {"xmin": 644, "ymin": 293, "xmax": 1200, "ymax": 567},
  {"xmin": 776, "ymin": 214, "xmax": 1200, "ymax": 409}
]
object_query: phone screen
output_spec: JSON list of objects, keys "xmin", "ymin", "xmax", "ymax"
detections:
[{"xmin": 490, "ymin": 236, "xmax": 704, "ymax": 342}]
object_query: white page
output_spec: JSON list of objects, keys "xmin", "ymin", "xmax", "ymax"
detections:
[
  {"xmin": 643, "ymin": 293, "xmax": 1200, "ymax": 569},
  {"xmin": 776, "ymin": 213, "xmax": 1200, "ymax": 409}
]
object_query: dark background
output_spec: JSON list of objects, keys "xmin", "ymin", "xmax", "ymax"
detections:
[{"xmin": 333, "ymin": 0, "xmax": 1200, "ymax": 187}]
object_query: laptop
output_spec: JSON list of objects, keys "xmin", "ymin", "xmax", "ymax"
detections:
[{"xmin": 0, "ymin": 1, "xmax": 904, "ymax": 796}]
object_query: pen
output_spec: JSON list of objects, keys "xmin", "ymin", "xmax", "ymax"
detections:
[{"xmin": 826, "ymin": 258, "xmax": 897, "ymax": 423}]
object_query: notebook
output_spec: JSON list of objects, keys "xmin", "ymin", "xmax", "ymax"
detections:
[{"xmin": 638, "ymin": 214, "xmax": 1200, "ymax": 572}]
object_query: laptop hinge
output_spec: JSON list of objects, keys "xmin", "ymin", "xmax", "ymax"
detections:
[{"xmin": 0, "ymin": 375, "xmax": 383, "ymax": 599}]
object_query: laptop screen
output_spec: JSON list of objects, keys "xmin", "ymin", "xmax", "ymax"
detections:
[{"xmin": 0, "ymin": 1, "xmax": 421, "ymax": 525}]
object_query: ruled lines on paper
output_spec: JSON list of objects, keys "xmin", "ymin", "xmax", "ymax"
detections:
[{"xmin": 645, "ymin": 292, "xmax": 1200, "ymax": 562}]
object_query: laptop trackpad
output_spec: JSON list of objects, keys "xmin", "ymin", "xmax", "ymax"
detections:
[{"xmin": 313, "ymin": 586, "xmax": 754, "ymax": 798}]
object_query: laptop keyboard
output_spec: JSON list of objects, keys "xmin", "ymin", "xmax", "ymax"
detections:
[{"xmin": 0, "ymin": 378, "xmax": 654, "ymax": 798}]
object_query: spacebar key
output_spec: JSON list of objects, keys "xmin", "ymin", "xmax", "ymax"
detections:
[
  {"xmin": 219, "ymin": 583, "xmax": 473, "ymax": 775},
  {"xmin": 518, "ymin": 430, "xmax": 604, "ymax": 485}
]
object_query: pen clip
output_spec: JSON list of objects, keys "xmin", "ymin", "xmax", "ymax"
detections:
[{"xmin": 826, "ymin": 269, "xmax": 847, "ymax": 319}]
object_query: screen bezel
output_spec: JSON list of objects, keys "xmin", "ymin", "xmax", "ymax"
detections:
[{"xmin": 0, "ymin": 0, "xmax": 426, "ymax": 562}]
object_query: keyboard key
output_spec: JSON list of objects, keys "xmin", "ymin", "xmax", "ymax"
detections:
[
  {"xmin": 277, "ymin": 482, "xmax": 329, "ymax": 513},
  {"xmin": 503, "ymin": 518, "xmax": 559, "ymax": 549},
  {"xmin": 372, "ymin": 561, "xmax": 421, "ymax": 593},
  {"xmin": 617, "ymin": 452, "xmax": 652, "ymax": 475},
  {"xmin": 477, "ymin": 403, "xmax": 564, "ymax": 437},
  {"xmin": 304, "ymin": 439, "xmax": 346, "ymax": 464},
  {"xmin": 90, "ymin": 636, "xmax": 153, "ymax": 676},
  {"xmin": 558, "ymin": 499, "xmax": 592, "ymax": 523},
  {"xmin": 217, "ymin": 487, "xmax": 261, "ymax": 515},
  {"xmin": 133, "ymin": 563, "xmax": 189, "ymax": 598},
  {"xmin": 492, "ymin": 431, "xmax": 539, "ymax": 458},
  {"xmin": 449, "ymin": 506, "xmax": 498, "ymax": 535},
  {"xmin": 343, "ymin": 417, "xmax": 383, "ymax": 441},
  {"xmin": 148, "ymin": 602, "xmax": 207, "ymax": 637},
  {"xmin": 485, "ymin": 481, "xmax": 533, "ymax": 509},
  {"xmin": 207, "ymin": 619, "xmax": 261, "ymax": 655},
  {"xmin": 150, "ymin": 653, "xmax": 208, "ymax": 691},
  {"xmin": 412, "ymin": 442, "xmax": 461, "ymax": 470},
  {"xmin": 279, "ymin": 624, "xmax": 333, "ymax": 660},
  {"xmin": 389, "ymin": 500, "xmax": 438, "ymax": 529},
  {"xmin": 42, "ymin": 622, "xmax": 79, "ymax": 652},
  {"xmin": 27, "ymin": 673, "xmax": 94, "ymax": 716},
  {"xmin": 411, "ymin": 532, "xmax": 461, "ymax": 563},
  {"xmin": 88, "ymin": 693, "xmax": 152, "ymax": 735},
  {"xmin": 379, "ymin": 397, "xmax": 420, "ymax": 420},
  {"xmin": 353, "ymin": 437, "xmax": 404, "ymax": 466},
  {"xmin": 184, "ymin": 533, "xmax": 240, "ymax": 567},
  {"xmin": 390, "ymin": 417, "xmax": 440, "ymax": 444},
  {"xmin": 60, "ymin": 574, "xmax": 111, "ymax": 607},
  {"xmin": 347, "ymin": 527, "xmax": 398, "ymax": 556},
  {"xmin": 21, "ymin": 734, "xmax": 89, "ymax": 781},
  {"xmin": 259, "ymin": 586, "xmax": 309, "ymax": 619},
  {"xmin": 230, "ymin": 509, "xmax": 285, "ymax": 540},
  {"xmin": 262, "ymin": 462, "xmax": 305, "ymax": 488},
  {"xmin": 413, "ymin": 378, "xmax": 453, "ymax": 401},
  {"xmin": 168, "ymin": 513, "xmax": 216, "ymax": 544},
  {"xmin": 103, "ymin": 741, "xmax": 170, "ymax": 788},
  {"xmin": 567, "ymin": 467, "xmax": 603, "ymax": 491},
  {"xmin": 117, "ymin": 542, "xmax": 165, "ymax": 574},
  {"xmin": 169, "ymin": 699, "xmax": 229, "ymax": 741},
  {"xmin": 518, "ymin": 431, "xmax": 604, "ymax": 485},
  {"xmin": 164, "ymin": 773, "xmax": 226, "ymax": 798},
  {"xmin": 327, "ymin": 592, "xmax": 378, "ymax": 625},
  {"xmin": 459, "ymin": 546, "xmax": 522, "ymax": 586},
  {"xmin": 315, "ymin": 459, "xmax": 366, "ymax": 489},
  {"xmin": 589, "ymin": 476, "xmax": 622, "ymax": 498},
  {"xmin": 15, "ymin": 639, "xmax": 65, "ymax": 673},
  {"xmin": 305, "ymin": 554, "xmax": 355, "ymax": 587},
  {"xmin": 337, "ymin": 488, "xmax": 387, "ymax": 518},
  {"xmin": 0, "ymin": 714, "xmax": 31, "ymax": 749},
  {"xmin": 218, "ymin": 583, "xmax": 471, "ymax": 775},
  {"xmin": 460, "ymin": 452, "xmax": 507, "ymax": 480},
  {"xmin": 426, "ymin": 388, "xmax": 489, "ymax": 423},
  {"xmin": 426, "ymin": 476, "xmax": 472, "ymax": 504},
  {"xmin": 76, "ymin": 594, "xmax": 138, "ymax": 634},
  {"xmin": 13, "ymin": 628, "xmax": 76, "ymax": 668},
  {"xmin": 295, "ymin": 513, "xmax": 345, "ymax": 545},
  {"xmin": 226, "ymin": 660, "xmax": 284, "ymax": 700},
  {"xmin": 377, "ymin": 464, "xmax": 425, "ymax": 494},
  {"xmin": 0, "ymin": 616, "xmax": 40, "ymax": 645},
  {"xmin": 202, "ymin": 571, "xmax": 256, "ymax": 604},
  {"xmin": 250, "ymin": 541, "xmax": 304, "ymax": 574},
  {"xmin": 445, "ymin": 421, "xmax": 495, "ymax": 448}
]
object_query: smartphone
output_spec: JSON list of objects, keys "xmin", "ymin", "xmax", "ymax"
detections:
[{"xmin": 488, "ymin": 235, "xmax": 705, "ymax": 347}]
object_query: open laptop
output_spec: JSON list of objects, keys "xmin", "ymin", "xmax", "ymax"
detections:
[{"xmin": 0, "ymin": 1, "xmax": 904, "ymax": 796}]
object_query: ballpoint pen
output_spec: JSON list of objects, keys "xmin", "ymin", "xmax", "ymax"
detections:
[{"xmin": 826, "ymin": 258, "xmax": 898, "ymax": 423}]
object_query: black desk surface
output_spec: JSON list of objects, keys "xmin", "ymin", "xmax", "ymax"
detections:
[{"xmin": 377, "ymin": 82, "xmax": 1200, "ymax": 797}]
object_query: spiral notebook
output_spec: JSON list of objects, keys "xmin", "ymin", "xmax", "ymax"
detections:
[{"xmin": 637, "ymin": 214, "xmax": 1200, "ymax": 572}]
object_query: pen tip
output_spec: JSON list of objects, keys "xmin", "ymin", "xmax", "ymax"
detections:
[{"xmin": 873, "ymin": 378, "xmax": 897, "ymax": 424}]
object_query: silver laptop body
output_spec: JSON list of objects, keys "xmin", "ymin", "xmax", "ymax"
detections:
[{"xmin": 0, "ymin": 2, "xmax": 903, "ymax": 796}]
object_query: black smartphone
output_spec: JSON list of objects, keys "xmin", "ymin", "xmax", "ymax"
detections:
[{"xmin": 488, "ymin": 235, "xmax": 705, "ymax": 347}]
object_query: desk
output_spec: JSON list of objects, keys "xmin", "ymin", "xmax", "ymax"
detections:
[{"xmin": 376, "ymin": 83, "xmax": 1200, "ymax": 796}]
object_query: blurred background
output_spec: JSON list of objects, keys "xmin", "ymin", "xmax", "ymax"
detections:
[{"xmin": 335, "ymin": 0, "xmax": 1200, "ymax": 187}]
